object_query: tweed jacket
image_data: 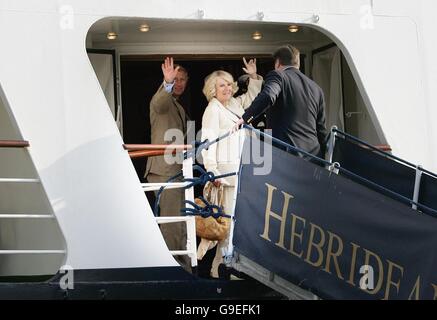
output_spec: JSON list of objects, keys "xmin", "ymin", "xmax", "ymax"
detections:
[{"xmin": 145, "ymin": 83, "xmax": 187, "ymax": 177}]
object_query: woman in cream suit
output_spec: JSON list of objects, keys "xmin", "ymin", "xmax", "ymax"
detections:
[{"xmin": 201, "ymin": 58, "xmax": 263, "ymax": 278}]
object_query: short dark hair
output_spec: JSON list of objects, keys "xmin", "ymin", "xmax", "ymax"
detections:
[{"xmin": 272, "ymin": 45, "xmax": 300, "ymax": 68}]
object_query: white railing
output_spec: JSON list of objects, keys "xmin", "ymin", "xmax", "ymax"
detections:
[
  {"xmin": 142, "ymin": 182, "xmax": 189, "ymax": 192},
  {"xmin": 155, "ymin": 216, "xmax": 197, "ymax": 267},
  {"xmin": 0, "ymin": 178, "xmax": 40, "ymax": 183},
  {"xmin": 0, "ymin": 250, "xmax": 66, "ymax": 255},
  {"xmin": 143, "ymin": 155, "xmax": 198, "ymax": 268},
  {"xmin": 0, "ymin": 141, "xmax": 67, "ymax": 258},
  {"xmin": 0, "ymin": 214, "xmax": 54, "ymax": 219}
]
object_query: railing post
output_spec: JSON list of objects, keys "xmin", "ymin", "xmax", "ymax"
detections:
[
  {"xmin": 327, "ymin": 126, "xmax": 338, "ymax": 164},
  {"xmin": 182, "ymin": 155, "xmax": 194, "ymax": 205},
  {"xmin": 185, "ymin": 215, "xmax": 197, "ymax": 267},
  {"xmin": 412, "ymin": 165, "xmax": 423, "ymax": 211},
  {"xmin": 224, "ymin": 129, "xmax": 246, "ymax": 265},
  {"xmin": 224, "ymin": 174, "xmax": 239, "ymax": 266},
  {"xmin": 182, "ymin": 153, "xmax": 197, "ymax": 267}
]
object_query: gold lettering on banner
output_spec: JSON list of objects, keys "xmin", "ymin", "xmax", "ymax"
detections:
[
  {"xmin": 408, "ymin": 276, "xmax": 421, "ymax": 300},
  {"xmin": 257, "ymin": 183, "xmax": 434, "ymax": 300},
  {"xmin": 384, "ymin": 260, "xmax": 404, "ymax": 300},
  {"xmin": 289, "ymin": 214, "xmax": 306, "ymax": 258},
  {"xmin": 260, "ymin": 183, "xmax": 293, "ymax": 249},
  {"xmin": 347, "ymin": 242, "xmax": 360, "ymax": 287},
  {"xmin": 304, "ymin": 223, "xmax": 326, "ymax": 267},
  {"xmin": 323, "ymin": 231, "xmax": 345, "ymax": 280},
  {"xmin": 363, "ymin": 248, "xmax": 384, "ymax": 294}
]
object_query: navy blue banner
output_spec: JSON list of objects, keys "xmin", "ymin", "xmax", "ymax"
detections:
[
  {"xmin": 332, "ymin": 137, "xmax": 416, "ymax": 200},
  {"xmin": 233, "ymin": 134, "xmax": 437, "ymax": 300}
]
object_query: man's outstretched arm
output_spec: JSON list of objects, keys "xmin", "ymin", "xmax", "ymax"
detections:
[
  {"xmin": 150, "ymin": 57, "xmax": 179, "ymax": 114},
  {"xmin": 233, "ymin": 70, "xmax": 282, "ymax": 131}
]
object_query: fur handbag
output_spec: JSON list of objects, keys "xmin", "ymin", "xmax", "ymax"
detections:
[{"xmin": 195, "ymin": 182, "xmax": 231, "ymax": 241}]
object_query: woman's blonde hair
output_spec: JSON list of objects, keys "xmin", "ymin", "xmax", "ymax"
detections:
[{"xmin": 202, "ymin": 70, "xmax": 239, "ymax": 102}]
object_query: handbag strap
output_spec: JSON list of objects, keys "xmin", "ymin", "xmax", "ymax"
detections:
[{"xmin": 203, "ymin": 181, "xmax": 225, "ymax": 209}]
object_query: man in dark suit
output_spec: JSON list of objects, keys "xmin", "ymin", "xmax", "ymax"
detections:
[{"xmin": 234, "ymin": 45, "xmax": 328, "ymax": 158}]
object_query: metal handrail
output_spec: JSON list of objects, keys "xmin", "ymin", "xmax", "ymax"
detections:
[
  {"xmin": 374, "ymin": 145, "xmax": 392, "ymax": 152},
  {"xmin": 332, "ymin": 127, "xmax": 437, "ymax": 181},
  {"xmin": 123, "ymin": 144, "xmax": 192, "ymax": 151},
  {"xmin": 422, "ymin": 169, "xmax": 437, "ymax": 180},
  {"xmin": 0, "ymin": 140, "xmax": 29, "ymax": 148},
  {"xmin": 331, "ymin": 127, "xmax": 437, "ymax": 213},
  {"xmin": 335, "ymin": 163, "xmax": 437, "ymax": 216},
  {"xmin": 242, "ymin": 125, "xmax": 437, "ymax": 216},
  {"xmin": 125, "ymin": 144, "xmax": 192, "ymax": 159},
  {"xmin": 128, "ymin": 150, "xmax": 166, "ymax": 159},
  {"xmin": 333, "ymin": 128, "xmax": 417, "ymax": 170},
  {"xmin": 243, "ymin": 124, "xmax": 331, "ymax": 167}
]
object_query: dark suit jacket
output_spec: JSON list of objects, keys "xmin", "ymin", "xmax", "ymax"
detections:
[{"xmin": 242, "ymin": 66, "xmax": 328, "ymax": 157}]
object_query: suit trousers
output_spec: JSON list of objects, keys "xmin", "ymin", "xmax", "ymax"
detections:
[{"xmin": 147, "ymin": 173, "xmax": 191, "ymax": 272}]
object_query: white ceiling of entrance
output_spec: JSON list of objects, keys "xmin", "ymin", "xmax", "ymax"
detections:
[{"xmin": 88, "ymin": 18, "xmax": 331, "ymax": 51}]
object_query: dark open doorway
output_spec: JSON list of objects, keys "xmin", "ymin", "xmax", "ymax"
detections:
[
  {"xmin": 120, "ymin": 55, "xmax": 277, "ymax": 180},
  {"xmin": 120, "ymin": 54, "xmax": 308, "ymax": 180}
]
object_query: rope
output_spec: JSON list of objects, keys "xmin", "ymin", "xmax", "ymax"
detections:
[
  {"xmin": 181, "ymin": 197, "xmax": 232, "ymax": 219},
  {"xmin": 153, "ymin": 172, "xmax": 184, "ymax": 217},
  {"xmin": 184, "ymin": 165, "xmax": 237, "ymax": 189},
  {"xmin": 152, "ymin": 166, "xmax": 237, "ymax": 217}
]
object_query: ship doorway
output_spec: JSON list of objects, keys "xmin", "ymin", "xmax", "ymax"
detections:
[
  {"xmin": 119, "ymin": 55, "xmax": 305, "ymax": 180},
  {"xmin": 86, "ymin": 49, "xmax": 121, "ymax": 133},
  {"xmin": 86, "ymin": 18, "xmax": 389, "ymax": 180},
  {"xmin": 85, "ymin": 18, "xmax": 392, "ymax": 279}
]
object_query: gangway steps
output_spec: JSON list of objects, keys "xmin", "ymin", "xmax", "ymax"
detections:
[{"xmin": 231, "ymin": 253, "xmax": 320, "ymax": 300}]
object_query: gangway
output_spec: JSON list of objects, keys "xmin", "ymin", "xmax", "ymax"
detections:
[
  {"xmin": 219, "ymin": 126, "xmax": 437, "ymax": 300},
  {"xmin": 126, "ymin": 127, "xmax": 437, "ymax": 300}
]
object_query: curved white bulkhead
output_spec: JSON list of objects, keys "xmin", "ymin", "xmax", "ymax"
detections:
[{"xmin": 0, "ymin": 0, "xmax": 436, "ymax": 273}]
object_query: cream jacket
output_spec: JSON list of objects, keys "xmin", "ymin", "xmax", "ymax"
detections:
[{"xmin": 201, "ymin": 77, "xmax": 263, "ymax": 186}]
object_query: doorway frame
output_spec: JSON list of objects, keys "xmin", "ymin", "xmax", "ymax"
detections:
[
  {"xmin": 311, "ymin": 42, "xmax": 347, "ymax": 132},
  {"xmin": 86, "ymin": 48, "xmax": 120, "ymax": 122}
]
